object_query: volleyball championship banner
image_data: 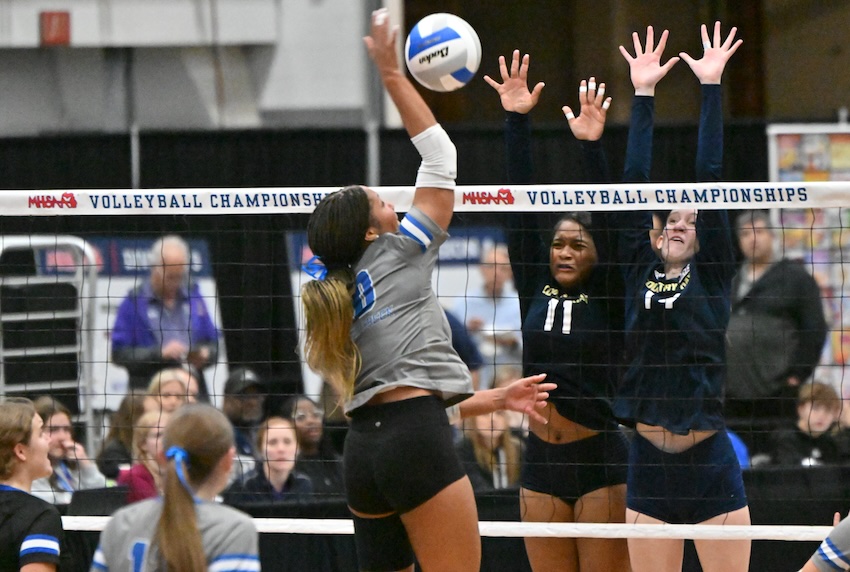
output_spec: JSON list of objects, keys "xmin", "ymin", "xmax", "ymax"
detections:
[{"xmin": 10, "ymin": 181, "xmax": 844, "ymax": 216}]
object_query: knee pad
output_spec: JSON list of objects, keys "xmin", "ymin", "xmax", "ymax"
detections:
[{"xmin": 352, "ymin": 512, "xmax": 414, "ymax": 572}]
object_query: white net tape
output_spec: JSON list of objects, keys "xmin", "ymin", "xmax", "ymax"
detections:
[{"xmin": 62, "ymin": 517, "xmax": 832, "ymax": 541}]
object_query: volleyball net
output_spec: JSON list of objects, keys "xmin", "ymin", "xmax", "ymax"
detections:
[{"xmin": 2, "ymin": 181, "xmax": 849, "ymax": 550}]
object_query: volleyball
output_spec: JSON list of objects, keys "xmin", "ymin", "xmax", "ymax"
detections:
[{"xmin": 404, "ymin": 13, "xmax": 482, "ymax": 92}]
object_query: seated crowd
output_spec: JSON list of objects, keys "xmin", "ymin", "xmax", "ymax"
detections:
[
  {"xmin": 11, "ymin": 229, "xmax": 849, "ymax": 516},
  {"xmin": 23, "ymin": 361, "xmax": 850, "ymax": 515},
  {"xmin": 25, "ymin": 366, "xmax": 351, "ymax": 510},
  {"xmin": 2, "ymin": 230, "xmax": 845, "ymax": 572},
  {"xmin": 19, "ymin": 356, "xmax": 539, "ymax": 514}
]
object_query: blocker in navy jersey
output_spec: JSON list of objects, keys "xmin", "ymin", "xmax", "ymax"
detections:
[
  {"xmin": 346, "ymin": 206, "xmax": 473, "ymax": 414},
  {"xmin": 613, "ymin": 86, "xmax": 735, "ymax": 435},
  {"xmin": 503, "ymin": 111, "xmax": 625, "ymax": 432},
  {"xmin": 0, "ymin": 484, "xmax": 63, "ymax": 572}
]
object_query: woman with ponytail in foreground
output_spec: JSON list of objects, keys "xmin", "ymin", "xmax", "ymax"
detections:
[
  {"xmin": 90, "ymin": 404, "xmax": 259, "ymax": 572},
  {"xmin": 300, "ymin": 9, "xmax": 554, "ymax": 572}
]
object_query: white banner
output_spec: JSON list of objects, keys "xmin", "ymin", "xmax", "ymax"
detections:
[{"xmin": 11, "ymin": 181, "xmax": 848, "ymax": 216}]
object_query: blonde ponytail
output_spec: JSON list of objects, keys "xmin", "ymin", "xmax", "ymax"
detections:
[{"xmin": 302, "ymin": 272, "xmax": 361, "ymax": 401}]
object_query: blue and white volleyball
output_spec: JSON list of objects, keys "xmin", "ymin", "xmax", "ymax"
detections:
[{"xmin": 405, "ymin": 13, "xmax": 482, "ymax": 92}]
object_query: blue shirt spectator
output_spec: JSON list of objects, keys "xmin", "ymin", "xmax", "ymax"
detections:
[
  {"xmin": 111, "ymin": 235, "xmax": 218, "ymax": 394},
  {"xmin": 445, "ymin": 309, "xmax": 484, "ymax": 389}
]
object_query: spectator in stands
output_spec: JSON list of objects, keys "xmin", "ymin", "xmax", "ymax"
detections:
[
  {"xmin": 180, "ymin": 365, "xmax": 202, "ymax": 403},
  {"xmin": 0, "ymin": 398, "xmax": 67, "ymax": 571},
  {"xmin": 451, "ymin": 244, "xmax": 523, "ymax": 389},
  {"xmin": 725, "ymin": 211, "xmax": 828, "ymax": 433},
  {"xmin": 111, "ymin": 235, "xmax": 218, "ymax": 398},
  {"xmin": 767, "ymin": 382, "xmax": 841, "ymax": 466},
  {"xmin": 224, "ymin": 416, "xmax": 312, "ymax": 504},
  {"xmin": 96, "ymin": 389, "xmax": 146, "ymax": 480},
  {"xmin": 145, "ymin": 368, "xmax": 189, "ymax": 414},
  {"xmin": 92, "ymin": 404, "xmax": 259, "ymax": 571},
  {"xmin": 455, "ymin": 410, "xmax": 522, "ymax": 493},
  {"xmin": 222, "ymin": 368, "xmax": 266, "ymax": 482},
  {"xmin": 118, "ymin": 410, "xmax": 171, "ymax": 503},
  {"xmin": 283, "ymin": 395, "xmax": 345, "ymax": 498},
  {"xmin": 727, "ymin": 430, "xmax": 751, "ymax": 469},
  {"xmin": 445, "ymin": 308, "xmax": 484, "ymax": 390},
  {"xmin": 31, "ymin": 397, "xmax": 106, "ymax": 505}
]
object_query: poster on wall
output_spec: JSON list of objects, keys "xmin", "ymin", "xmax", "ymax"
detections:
[{"xmin": 767, "ymin": 123, "xmax": 850, "ymax": 390}]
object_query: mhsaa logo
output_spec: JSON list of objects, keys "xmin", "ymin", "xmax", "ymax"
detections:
[
  {"xmin": 28, "ymin": 192, "xmax": 78, "ymax": 209},
  {"xmin": 462, "ymin": 188, "xmax": 515, "ymax": 205}
]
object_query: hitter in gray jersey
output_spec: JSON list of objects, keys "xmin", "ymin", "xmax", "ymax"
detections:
[
  {"xmin": 346, "ymin": 205, "xmax": 474, "ymax": 413},
  {"xmin": 300, "ymin": 9, "xmax": 554, "ymax": 572},
  {"xmin": 800, "ymin": 516, "xmax": 850, "ymax": 571}
]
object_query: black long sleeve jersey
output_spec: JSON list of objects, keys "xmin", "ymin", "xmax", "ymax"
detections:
[
  {"xmin": 612, "ymin": 87, "xmax": 735, "ymax": 434},
  {"xmin": 502, "ymin": 112, "xmax": 624, "ymax": 431}
]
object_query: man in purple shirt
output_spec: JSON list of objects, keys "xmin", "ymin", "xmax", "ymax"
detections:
[{"xmin": 111, "ymin": 235, "xmax": 218, "ymax": 396}]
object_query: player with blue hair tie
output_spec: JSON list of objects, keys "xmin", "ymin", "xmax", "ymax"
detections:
[
  {"xmin": 91, "ymin": 404, "xmax": 259, "ymax": 572},
  {"xmin": 301, "ymin": 8, "xmax": 555, "ymax": 572}
]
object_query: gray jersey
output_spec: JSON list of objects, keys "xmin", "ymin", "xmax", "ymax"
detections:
[
  {"xmin": 811, "ymin": 516, "xmax": 850, "ymax": 571},
  {"xmin": 90, "ymin": 499, "xmax": 259, "ymax": 572},
  {"xmin": 346, "ymin": 207, "xmax": 473, "ymax": 413}
]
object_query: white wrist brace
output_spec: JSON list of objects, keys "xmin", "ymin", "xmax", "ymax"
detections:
[{"xmin": 411, "ymin": 124, "xmax": 457, "ymax": 190}]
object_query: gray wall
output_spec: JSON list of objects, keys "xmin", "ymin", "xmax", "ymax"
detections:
[{"xmin": 0, "ymin": 0, "xmax": 846, "ymax": 136}]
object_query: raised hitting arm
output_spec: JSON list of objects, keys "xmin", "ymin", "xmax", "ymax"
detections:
[{"xmin": 364, "ymin": 8, "xmax": 456, "ymax": 231}]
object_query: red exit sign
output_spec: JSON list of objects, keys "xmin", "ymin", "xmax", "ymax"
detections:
[{"xmin": 40, "ymin": 11, "xmax": 71, "ymax": 46}]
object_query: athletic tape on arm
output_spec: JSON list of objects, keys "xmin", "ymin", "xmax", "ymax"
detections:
[{"xmin": 411, "ymin": 124, "xmax": 457, "ymax": 191}]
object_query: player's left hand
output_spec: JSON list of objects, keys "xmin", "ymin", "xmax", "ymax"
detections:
[
  {"xmin": 364, "ymin": 8, "xmax": 400, "ymax": 77},
  {"xmin": 563, "ymin": 76, "xmax": 611, "ymax": 142},
  {"xmin": 679, "ymin": 21, "xmax": 742, "ymax": 85},
  {"xmin": 502, "ymin": 373, "xmax": 555, "ymax": 425},
  {"xmin": 484, "ymin": 50, "xmax": 545, "ymax": 114}
]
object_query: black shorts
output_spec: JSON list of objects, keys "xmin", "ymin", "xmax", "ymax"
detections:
[
  {"xmin": 627, "ymin": 431, "xmax": 748, "ymax": 524},
  {"xmin": 344, "ymin": 395, "xmax": 466, "ymax": 515},
  {"xmin": 521, "ymin": 429, "xmax": 629, "ymax": 505}
]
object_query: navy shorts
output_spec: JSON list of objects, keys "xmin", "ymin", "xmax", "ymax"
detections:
[
  {"xmin": 521, "ymin": 429, "xmax": 629, "ymax": 505},
  {"xmin": 627, "ymin": 431, "xmax": 748, "ymax": 524}
]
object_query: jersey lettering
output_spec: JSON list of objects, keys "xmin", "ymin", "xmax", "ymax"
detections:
[
  {"xmin": 131, "ymin": 541, "xmax": 148, "ymax": 572},
  {"xmin": 644, "ymin": 290, "xmax": 682, "ymax": 310},
  {"xmin": 543, "ymin": 299, "xmax": 574, "ymax": 334},
  {"xmin": 353, "ymin": 270, "xmax": 376, "ymax": 319}
]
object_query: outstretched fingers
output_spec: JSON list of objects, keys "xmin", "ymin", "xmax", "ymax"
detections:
[
  {"xmin": 565, "ymin": 77, "xmax": 611, "ymax": 141},
  {"xmin": 510, "ymin": 49, "xmax": 521, "ymax": 79},
  {"xmin": 633, "ymin": 29, "xmax": 645, "ymax": 56},
  {"xmin": 485, "ymin": 49, "xmax": 544, "ymax": 114},
  {"xmin": 680, "ymin": 21, "xmax": 742, "ymax": 84},
  {"xmin": 363, "ymin": 8, "xmax": 399, "ymax": 71}
]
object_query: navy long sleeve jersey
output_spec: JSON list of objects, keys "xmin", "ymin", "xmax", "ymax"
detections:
[
  {"xmin": 612, "ymin": 86, "xmax": 736, "ymax": 434},
  {"xmin": 502, "ymin": 112, "xmax": 624, "ymax": 431}
]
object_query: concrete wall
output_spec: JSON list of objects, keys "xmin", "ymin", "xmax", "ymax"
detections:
[
  {"xmin": 0, "ymin": 0, "xmax": 372, "ymax": 134},
  {"xmin": 0, "ymin": 0, "xmax": 846, "ymax": 136},
  {"xmin": 763, "ymin": 0, "xmax": 850, "ymax": 121}
]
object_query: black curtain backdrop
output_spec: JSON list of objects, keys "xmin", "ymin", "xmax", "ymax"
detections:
[{"xmin": 0, "ymin": 122, "xmax": 767, "ymax": 395}]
